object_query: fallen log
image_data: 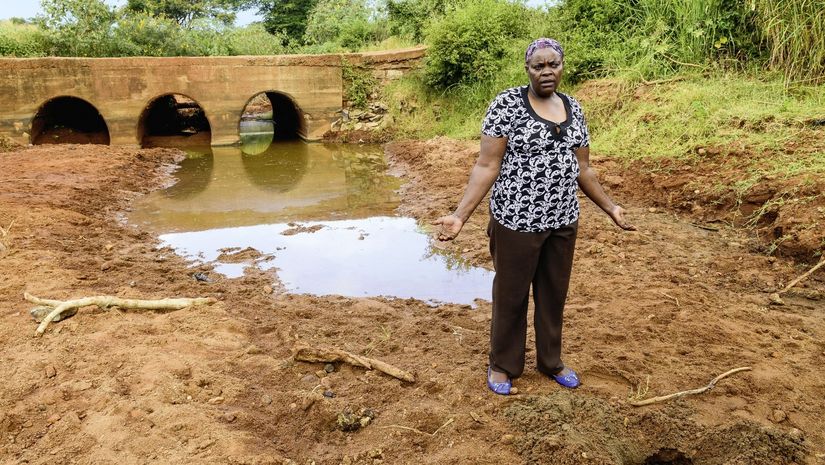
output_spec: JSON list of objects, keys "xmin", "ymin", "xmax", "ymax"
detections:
[
  {"xmin": 629, "ymin": 366, "xmax": 752, "ymax": 407},
  {"xmin": 294, "ymin": 345, "xmax": 415, "ymax": 383},
  {"xmin": 24, "ymin": 292, "xmax": 216, "ymax": 337}
]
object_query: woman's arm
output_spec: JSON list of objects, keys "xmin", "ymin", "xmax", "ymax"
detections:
[
  {"xmin": 433, "ymin": 135, "xmax": 508, "ymax": 240},
  {"xmin": 575, "ymin": 146, "xmax": 636, "ymax": 230}
]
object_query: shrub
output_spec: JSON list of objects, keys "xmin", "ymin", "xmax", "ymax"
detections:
[
  {"xmin": 224, "ymin": 24, "xmax": 289, "ymax": 55},
  {"xmin": 342, "ymin": 60, "xmax": 378, "ymax": 108},
  {"xmin": 423, "ymin": 0, "xmax": 530, "ymax": 88},
  {"xmin": 386, "ymin": 0, "xmax": 450, "ymax": 42},
  {"xmin": 304, "ymin": 0, "xmax": 389, "ymax": 50},
  {"xmin": 0, "ymin": 21, "xmax": 49, "ymax": 57}
]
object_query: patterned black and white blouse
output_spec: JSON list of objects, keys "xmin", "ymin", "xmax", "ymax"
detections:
[{"xmin": 482, "ymin": 85, "xmax": 589, "ymax": 232}]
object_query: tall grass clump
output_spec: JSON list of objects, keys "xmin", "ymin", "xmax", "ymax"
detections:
[
  {"xmin": 545, "ymin": 0, "xmax": 763, "ymax": 83},
  {"xmin": 752, "ymin": 0, "xmax": 825, "ymax": 84}
]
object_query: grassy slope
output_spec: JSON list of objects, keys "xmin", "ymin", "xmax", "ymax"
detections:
[{"xmin": 384, "ymin": 71, "xmax": 825, "ymax": 258}]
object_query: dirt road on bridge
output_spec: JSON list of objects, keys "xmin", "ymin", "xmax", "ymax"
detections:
[{"xmin": 1, "ymin": 140, "xmax": 823, "ymax": 464}]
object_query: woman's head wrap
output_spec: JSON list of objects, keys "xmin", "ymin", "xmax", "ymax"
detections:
[{"xmin": 525, "ymin": 38, "xmax": 564, "ymax": 63}]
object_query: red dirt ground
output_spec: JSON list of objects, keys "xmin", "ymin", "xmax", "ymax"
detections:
[{"xmin": 1, "ymin": 140, "xmax": 823, "ymax": 464}]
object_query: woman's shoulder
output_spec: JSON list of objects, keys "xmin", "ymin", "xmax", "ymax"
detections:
[{"xmin": 490, "ymin": 86, "xmax": 526, "ymax": 105}]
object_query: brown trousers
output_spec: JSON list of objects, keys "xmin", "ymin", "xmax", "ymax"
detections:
[{"xmin": 488, "ymin": 217, "xmax": 578, "ymax": 378}]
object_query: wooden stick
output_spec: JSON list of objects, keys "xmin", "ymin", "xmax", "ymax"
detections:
[
  {"xmin": 658, "ymin": 291, "xmax": 680, "ymax": 307},
  {"xmin": 779, "ymin": 257, "xmax": 825, "ymax": 294},
  {"xmin": 24, "ymin": 292, "xmax": 216, "ymax": 336},
  {"xmin": 294, "ymin": 345, "xmax": 415, "ymax": 383},
  {"xmin": 629, "ymin": 367, "xmax": 752, "ymax": 407},
  {"xmin": 379, "ymin": 418, "xmax": 454, "ymax": 436}
]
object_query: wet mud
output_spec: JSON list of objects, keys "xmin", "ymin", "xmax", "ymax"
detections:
[{"xmin": 0, "ymin": 140, "xmax": 823, "ymax": 464}]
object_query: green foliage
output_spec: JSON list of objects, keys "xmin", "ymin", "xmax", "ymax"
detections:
[
  {"xmin": 257, "ymin": 0, "xmax": 319, "ymax": 40},
  {"xmin": 223, "ymin": 24, "xmax": 289, "ymax": 55},
  {"xmin": 304, "ymin": 0, "xmax": 389, "ymax": 49},
  {"xmin": 0, "ymin": 21, "xmax": 49, "ymax": 57},
  {"xmin": 125, "ymin": 0, "xmax": 255, "ymax": 27},
  {"xmin": 386, "ymin": 0, "xmax": 450, "ymax": 42},
  {"xmin": 543, "ymin": 0, "xmax": 764, "ymax": 83},
  {"xmin": 342, "ymin": 60, "xmax": 378, "ymax": 109},
  {"xmin": 109, "ymin": 14, "xmax": 196, "ymax": 56},
  {"xmin": 752, "ymin": 0, "xmax": 825, "ymax": 84},
  {"xmin": 38, "ymin": 0, "xmax": 118, "ymax": 56},
  {"xmin": 423, "ymin": 0, "xmax": 530, "ymax": 88},
  {"xmin": 539, "ymin": 0, "xmax": 629, "ymax": 83}
]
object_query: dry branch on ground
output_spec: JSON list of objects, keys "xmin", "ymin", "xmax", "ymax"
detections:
[
  {"xmin": 24, "ymin": 293, "xmax": 217, "ymax": 336},
  {"xmin": 294, "ymin": 345, "xmax": 415, "ymax": 383},
  {"xmin": 629, "ymin": 367, "xmax": 752, "ymax": 407}
]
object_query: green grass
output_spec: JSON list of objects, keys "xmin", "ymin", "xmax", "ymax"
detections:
[
  {"xmin": 586, "ymin": 73, "xmax": 825, "ymax": 161},
  {"xmin": 386, "ymin": 67, "xmax": 825, "ymax": 207},
  {"xmin": 754, "ymin": 0, "xmax": 825, "ymax": 84},
  {"xmin": 0, "ymin": 20, "xmax": 48, "ymax": 57}
]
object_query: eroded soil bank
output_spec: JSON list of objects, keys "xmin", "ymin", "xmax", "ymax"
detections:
[{"xmin": 1, "ymin": 141, "xmax": 823, "ymax": 464}]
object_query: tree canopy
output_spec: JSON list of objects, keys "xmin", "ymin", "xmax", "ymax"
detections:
[
  {"xmin": 125, "ymin": 0, "xmax": 256, "ymax": 27},
  {"xmin": 256, "ymin": 0, "xmax": 319, "ymax": 40}
]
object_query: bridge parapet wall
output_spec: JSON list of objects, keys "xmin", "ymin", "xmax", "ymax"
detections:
[{"xmin": 0, "ymin": 47, "xmax": 425, "ymax": 146}]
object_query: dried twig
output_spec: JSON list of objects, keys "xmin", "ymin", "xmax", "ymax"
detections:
[
  {"xmin": 379, "ymin": 418, "xmax": 454, "ymax": 436},
  {"xmin": 779, "ymin": 257, "xmax": 825, "ymax": 294},
  {"xmin": 658, "ymin": 291, "xmax": 680, "ymax": 307},
  {"xmin": 689, "ymin": 222, "xmax": 719, "ymax": 232},
  {"xmin": 25, "ymin": 292, "xmax": 216, "ymax": 336},
  {"xmin": 629, "ymin": 367, "xmax": 752, "ymax": 407},
  {"xmin": 294, "ymin": 345, "xmax": 415, "ymax": 383},
  {"xmin": 0, "ymin": 218, "xmax": 16, "ymax": 255}
]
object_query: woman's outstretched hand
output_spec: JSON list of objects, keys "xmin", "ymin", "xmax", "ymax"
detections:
[
  {"xmin": 609, "ymin": 205, "xmax": 636, "ymax": 231},
  {"xmin": 432, "ymin": 215, "xmax": 464, "ymax": 241}
]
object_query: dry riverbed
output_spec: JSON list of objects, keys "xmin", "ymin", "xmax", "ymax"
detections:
[{"xmin": 1, "ymin": 141, "xmax": 823, "ymax": 464}]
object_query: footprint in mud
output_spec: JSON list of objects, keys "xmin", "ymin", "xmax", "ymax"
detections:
[{"xmin": 581, "ymin": 370, "xmax": 634, "ymax": 395}]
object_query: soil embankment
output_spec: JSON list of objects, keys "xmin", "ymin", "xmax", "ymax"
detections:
[{"xmin": 1, "ymin": 142, "xmax": 823, "ymax": 464}]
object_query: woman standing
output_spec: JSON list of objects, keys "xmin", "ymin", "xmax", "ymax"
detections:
[{"xmin": 433, "ymin": 38, "xmax": 635, "ymax": 395}]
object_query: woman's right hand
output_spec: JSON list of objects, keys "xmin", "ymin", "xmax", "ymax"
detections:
[{"xmin": 432, "ymin": 215, "xmax": 464, "ymax": 241}]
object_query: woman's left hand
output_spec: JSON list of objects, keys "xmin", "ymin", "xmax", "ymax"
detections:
[{"xmin": 609, "ymin": 205, "xmax": 636, "ymax": 231}]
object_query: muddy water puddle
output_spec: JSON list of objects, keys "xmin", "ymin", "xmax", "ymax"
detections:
[{"xmin": 130, "ymin": 126, "xmax": 492, "ymax": 306}]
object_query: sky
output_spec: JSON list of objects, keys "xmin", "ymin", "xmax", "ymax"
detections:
[{"xmin": 0, "ymin": 0, "xmax": 263, "ymax": 25}]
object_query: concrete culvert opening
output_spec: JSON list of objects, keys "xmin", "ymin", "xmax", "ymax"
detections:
[
  {"xmin": 643, "ymin": 448, "xmax": 693, "ymax": 465},
  {"xmin": 139, "ymin": 94, "xmax": 211, "ymax": 148},
  {"xmin": 240, "ymin": 91, "xmax": 304, "ymax": 142},
  {"xmin": 31, "ymin": 96, "xmax": 110, "ymax": 145}
]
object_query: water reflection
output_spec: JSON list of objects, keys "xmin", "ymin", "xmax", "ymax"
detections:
[
  {"xmin": 129, "ymin": 130, "xmax": 493, "ymax": 306},
  {"xmin": 161, "ymin": 146, "xmax": 214, "ymax": 199},
  {"xmin": 242, "ymin": 141, "xmax": 309, "ymax": 193},
  {"xmin": 160, "ymin": 217, "xmax": 493, "ymax": 306},
  {"xmin": 130, "ymin": 139, "xmax": 400, "ymax": 232},
  {"xmin": 239, "ymin": 120, "xmax": 275, "ymax": 155}
]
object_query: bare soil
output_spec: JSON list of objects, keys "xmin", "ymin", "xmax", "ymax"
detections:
[{"xmin": 1, "ymin": 140, "xmax": 823, "ymax": 465}]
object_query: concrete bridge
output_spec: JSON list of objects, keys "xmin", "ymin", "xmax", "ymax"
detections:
[{"xmin": 0, "ymin": 47, "xmax": 424, "ymax": 146}]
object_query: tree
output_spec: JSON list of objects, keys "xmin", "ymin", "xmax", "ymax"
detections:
[
  {"xmin": 256, "ymin": 0, "xmax": 319, "ymax": 40},
  {"xmin": 125, "ymin": 0, "xmax": 255, "ymax": 28},
  {"xmin": 38, "ymin": 0, "xmax": 117, "ymax": 56},
  {"xmin": 303, "ymin": 0, "xmax": 389, "ymax": 48}
]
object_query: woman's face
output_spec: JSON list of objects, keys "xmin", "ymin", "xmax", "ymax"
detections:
[{"xmin": 525, "ymin": 48, "xmax": 563, "ymax": 97}]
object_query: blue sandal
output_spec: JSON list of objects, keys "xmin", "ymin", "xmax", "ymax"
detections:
[
  {"xmin": 487, "ymin": 367, "xmax": 511, "ymax": 395},
  {"xmin": 552, "ymin": 367, "xmax": 580, "ymax": 389}
]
